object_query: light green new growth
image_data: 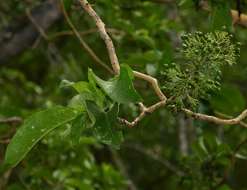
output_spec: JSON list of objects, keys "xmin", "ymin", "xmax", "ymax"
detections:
[{"xmin": 162, "ymin": 31, "xmax": 240, "ymax": 109}]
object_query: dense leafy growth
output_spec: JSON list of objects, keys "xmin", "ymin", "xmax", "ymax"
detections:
[{"xmin": 162, "ymin": 31, "xmax": 239, "ymax": 108}]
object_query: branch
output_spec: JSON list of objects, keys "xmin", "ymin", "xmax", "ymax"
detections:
[
  {"xmin": 0, "ymin": 117, "xmax": 23, "ymax": 125},
  {"xmin": 182, "ymin": 108, "xmax": 247, "ymax": 127},
  {"xmin": 79, "ymin": 0, "xmax": 120, "ymax": 74},
  {"xmin": 215, "ymin": 111, "xmax": 247, "ymax": 128},
  {"xmin": 0, "ymin": 0, "xmax": 61, "ymax": 64},
  {"xmin": 60, "ymin": 0, "xmax": 113, "ymax": 74},
  {"xmin": 48, "ymin": 28, "xmax": 125, "ymax": 40},
  {"xmin": 110, "ymin": 149, "xmax": 139, "ymax": 190},
  {"xmin": 123, "ymin": 143, "xmax": 185, "ymax": 177},
  {"xmin": 77, "ymin": 0, "xmax": 247, "ymax": 130},
  {"xmin": 133, "ymin": 71, "xmax": 167, "ymax": 101},
  {"xmin": 118, "ymin": 100, "xmax": 166, "ymax": 127},
  {"xmin": 79, "ymin": 0, "xmax": 168, "ymax": 127}
]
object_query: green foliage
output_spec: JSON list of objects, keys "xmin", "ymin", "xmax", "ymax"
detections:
[
  {"xmin": 210, "ymin": 0, "xmax": 232, "ymax": 31},
  {"xmin": 4, "ymin": 65, "xmax": 140, "ymax": 169},
  {"xmin": 87, "ymin": 102, "xmax": 123, "ymax": 148},
  {"xmin": 4, "ymin": 106, "xmax": 80, "ymax": 168},
  {"xmin": 1, "ymin": 0, "xmax": 247, "ymax": 189},
  {"xmin": 162, "ymin": 31, "xmax": 240, "ymax": 109},
  {"xmin": 90, "ymin": 65, "xmax": 142, "ymax": 104},
  {"xmin": 182, "ymin": 134, "xmax": 232, "ymax": 189},
  {"xmin": 210, "ymin": 84, "xmax": 246, "ymax": 115}
]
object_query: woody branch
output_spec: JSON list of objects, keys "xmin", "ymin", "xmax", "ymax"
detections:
[{"xmin": 78, "ymin": 0, "xmax": 247, "ymax": 128}]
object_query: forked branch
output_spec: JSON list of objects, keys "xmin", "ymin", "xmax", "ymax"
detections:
[
  {"xmin": 78, "ymin": 0, "xmax": 247, "ymax": 128},
  {"xmin": 79, "ymin": 0, "xmax": 167, "ymax": 126},
  {"xmin": 79, "ymin": 0, "xmax": 120, "ymax": 74},
  {"xmin": 182, "ymin": 108, "xmax": 247, "ymax": 127}
]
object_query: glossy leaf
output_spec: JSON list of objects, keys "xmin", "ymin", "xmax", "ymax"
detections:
[
  {"xmin": 89, "ymin": 65, "xmax": 142, "ymax": 104},
  {"xmin": 4, "ymin": 106, "xmax": 79, "ymax": 168}
]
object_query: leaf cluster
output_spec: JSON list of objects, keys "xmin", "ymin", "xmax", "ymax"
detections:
[{"xmin": 3, "ymin": 65, "xmax": 142, "ymax": 169}]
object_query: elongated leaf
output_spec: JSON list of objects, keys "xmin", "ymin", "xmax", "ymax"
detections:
[
  {"xmin": 4, "ymin": 106, "xmax": 79, "ymax": 168},
  {"xmin": 89, "ymin": 65, "xmax": 142, "ymax": 104}
]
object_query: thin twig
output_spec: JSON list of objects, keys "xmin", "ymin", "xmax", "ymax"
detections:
[
  {"xmin": 124, "ymin": 144, "xmax": 185, "ymax": 177},
  {"xmin": 79, "ymin": 0, "xmax": 167, "ymax": 102},
  {"xmin": 215, "ymin": 111, "xmax": 247, "ymax": 128},
  {"xmin": 133, "ymin": 71, "xmax": 167, "ymax": 101},
  {"xmin": 118, "ymin": 100, "xmax": 166, "ymax": 127},
  {"xmin": 49, "ymin": 28, "xmax": 125, "ymax": 40},
  {"xmin": 182, "ymin": 108, "xmax": 247, "ymax": 127},
  {"xmin": 79, "ymin": 0, "xmax": 168, "ymax": 127},
  {"xmin": 110, "ymin": 149, "xmax": 138, "ymax": 190},
  {"xmin": 0, "ymin": 117, "xmax": 23, "ymax": 125},
  {"xmin": 60, "ymin": 0, "xmax": 113, "ymax": 74},
  {"xmin": 79, "ymin": 0, "xmax": 120, "ymax": 74},
  {"xmin": 77, "ymin": 0, "xmax": 247, "ymax": 129},
  {"xmin": 26, "ymin": 9, "xmax": 49, "ymax": 40}
]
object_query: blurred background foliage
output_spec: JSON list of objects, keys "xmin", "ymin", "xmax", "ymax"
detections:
[{"xmin": 1, "ymin": 0, "xmax": 247, "ymax": 189}]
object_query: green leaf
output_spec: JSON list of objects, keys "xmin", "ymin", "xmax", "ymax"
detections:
[
  {"xmin": 70, "ymin": 114, "xmax": 86, "ymax": 146},
  {"xmin": 89, "ymin": 65, "xmax": 142, "ymax": 104},
  {"xmin": 86, "ymin": 102, "xmax": 123, "ymax": 148},
  {"xmin": 70, "ymin": 79, "xmax": 105, "ymax": 108},
  {"xmin": 133, "ymin": 29, "xmax": 155, "ymax": 48},
  {"xmin": 210, "ymin": 84, "xmax": 246, "ymax": 115},
  {"xmin": 62, "ymin": 0, "xmax": 73, "ymax": 11},
  {"xmin": 71, "ymin": 81, "xmax": 91, "ymax": 94},
  {"xmin": 68, "ymin": 95, "xmax": 86, "ymax": 112},
  {"xmin": 4, "ymin": 106, "xmax": 79, "ymax": 168},
  {"xmin": 125, "ymin": 50, "xmax": 162, "ymax": 67},
  {"xmin": 210, "ymin": 1, "xmax": 232, "ymax": 31}
]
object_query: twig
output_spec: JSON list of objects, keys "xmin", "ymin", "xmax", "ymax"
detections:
[
  {"xmin": 26, "ymin": 9, "xmax": 49, "ymax": 40},
  {"xmin": 77, "ymin": 0, "xmax": 247, "ymax": 129},
  {"xmin": 118, "ymin": 100, "xmax": 166, "ymax": 127},
  {"xmin": 182, "ymin": 108, "xmax": 247, "ymax": 127},
  {"xmin": 0, "ymin": 117, "xmax": 23, "ymax": 126},
  {"xmin": 78, "ymin": 0, "xmax": 167, "ymax": 101},
  {"xmin": 60, "ymin": 0, "xmax": 113, "ymax": 74},
  {"xmin": 133, "ymin": 71, "xmax": 167, "ymax": 101},
  {"xmin": 0, "ymin": 139, "xmax": 11, "ymax": 144},
  {"xmin": 0, "ymin": 169, "xmax": 12, "ymax": 190},
  {"xmin": 124, "ymin": 144, "xmax": 185, "ymax": 177},
  {"xmin": 110, "ymin": 149, "xmax": 138, "ymax": 190},
  {"xmin": 49, "ymin": 28, "xmax": 125, "ymax": 40},
  {"xmin": 79, "ymin": 0, "xmax": 168, "ymax": 127},
  {"xmin": 215, "ymin": 111, "xmax": 247, "ymax": 128},
  {"xmin": 79, "ymin": 0, "xmax": 120, "ymax": 74}
]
